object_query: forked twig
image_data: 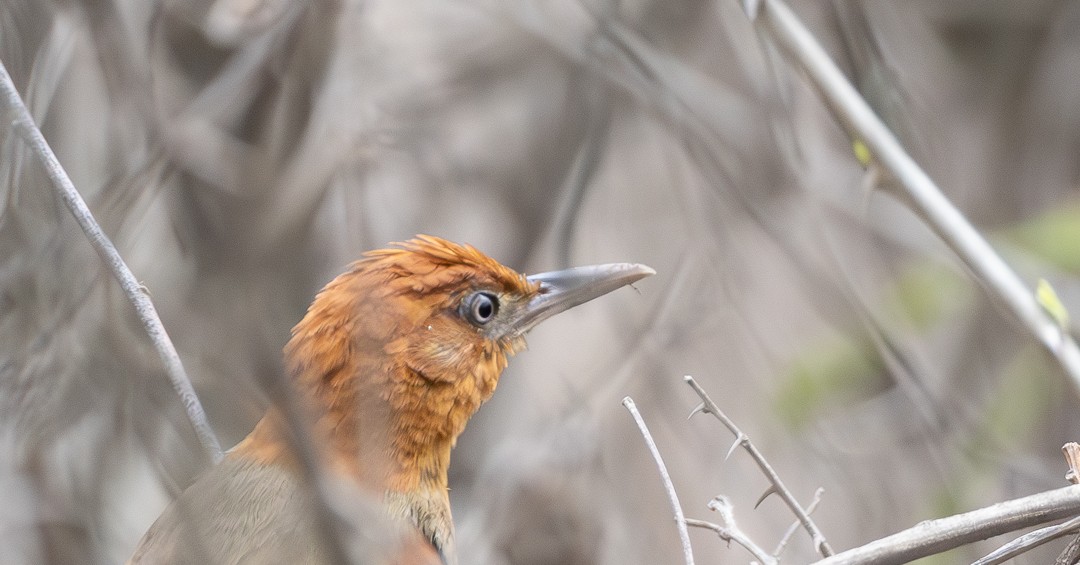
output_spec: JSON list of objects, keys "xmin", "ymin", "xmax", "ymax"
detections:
[
  {"xmin": 686, "ymin": 495, "xmax": 778, "ymax": 565},
  {"xmin": 623, "ymin": 396, "xmax": 695, "ymax": 565},
  {"xmin": 0, "ymin": 58, "xmax": 223, "ymax": 461},
  {"xmin": 685, "ymin": 375, "xmax": 833, "ymax": 556}
]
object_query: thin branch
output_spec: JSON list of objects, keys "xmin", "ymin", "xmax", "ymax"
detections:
[
  {"xmin": 971, "ymin": 515, "xmax": 1080, "ymax": 565},
  {"xmin": 811, "ymin": 485, "xmax": 1080, "ymax": 565},
  {"xmin": 622, "ymin": 396, "xmax": 695, "ymax": 565},
  {"xmin": 685, "ymin": 375, "xmax": 833, "ymax": 556},
  {"xmin": 0, "ymin": 58, "xmax": 223, "ymax": 462},
  {"xmin": 744, "ymin": 0, "xmax": 1080, "ymax": 393},
  {"xmin": 687, "ymin": 496, "xmax": 777, "ymax": 565},
  {"xmin": 774, "ymin": 487, "xmax": 825, "ymax": 558}
]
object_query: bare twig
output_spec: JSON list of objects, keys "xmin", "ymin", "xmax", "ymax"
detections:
[
  {"xmin": 971, "ymin": 515, "xmax": 1080, "ymax": 565},
  {"xmin": 685, "ymin": 375, "xmax": 833, "ymax": 556},
  {"xmin": 744, "ymin": 0, "xmax": 1080, "ymax": 393},
  {"xmin": 687, "ymin": 496, "xmax": 777, "ymax": 565},
  {"xmin": 1064, "ymin": 443, "xmax": 1080, "ymax": 485},
  {"xmin": 774, "ymin": 487, "xmax": 825, "ymax": 558},
  {"xmin": 0, "ymin": 58, "xmax": 223, "ymax": 461},
  {"xmin": 622, "ymin": 396, "xmax": 695, "ymax": 565},
  {"xmin": 811, "ymin": 485, "xmax": 1080, "ymax": 565}
]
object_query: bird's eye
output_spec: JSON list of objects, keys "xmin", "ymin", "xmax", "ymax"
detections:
[{"xmin": 464, "ymin": 292, "xmax": 499, "ymax": 326}]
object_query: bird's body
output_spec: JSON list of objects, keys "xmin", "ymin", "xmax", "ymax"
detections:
[{"xmin": 128, "ymin": 236, "xmax": 652, "ymax": 564}]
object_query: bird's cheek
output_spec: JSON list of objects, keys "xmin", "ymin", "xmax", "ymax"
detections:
[{"xmin": 399, "ymin": 327, "xmax": 476, "ymax": 384}]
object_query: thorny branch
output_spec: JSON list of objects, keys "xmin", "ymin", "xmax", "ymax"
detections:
[
  {"xmin": 740, "ymin": 0, "xmax": 1080, "ymax": 394},
  {"xmin": 650, "ymin": 375, "xmax": 1080, "ymax": 565},
  {"xmin": 623, "ymin": 396, "xmax": 696, "ymax": 565},
  {"xmin": 685, "ymin": 375, "xmax": 833, "ymax": 557},
  {"xmin": 0, "ymin": 58, "xmax": 224, "ymax": 461}
]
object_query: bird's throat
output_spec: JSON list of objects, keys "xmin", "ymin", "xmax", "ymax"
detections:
[{"xmin": 232, "ymin": 393, "xmax": 458, "ymax": 493}]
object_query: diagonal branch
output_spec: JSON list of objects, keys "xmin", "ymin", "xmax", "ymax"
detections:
[
  {"xmin": 685, "ymin": 375, "xmax": 833, "ymax": 556},
  {"xmin": 0, "ymin": 57, "xmax": 223, "ymax": 462},
  {"xmin": 741, "ymin": 0, "xmax": 1080, "ymax": 393},
  {"xmin": 687, "ymin": 501, "xmax": 777, "ymax": 565},
  {"xmin": 812, "ymin": 485, "xmax": 1080, "ymax": 565}
]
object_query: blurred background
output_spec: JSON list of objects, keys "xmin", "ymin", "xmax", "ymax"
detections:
[{"xmin": 2, "ymin": 0, "xmax": 1080, "ymax": 563}]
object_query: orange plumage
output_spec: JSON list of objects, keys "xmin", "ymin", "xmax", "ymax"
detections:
[{"xmin": 128, "ymin": 235, "xmax": 653, "ymax": 564}]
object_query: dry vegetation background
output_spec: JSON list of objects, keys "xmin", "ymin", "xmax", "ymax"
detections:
[{"xmin": 3, "ymin": 1, "xmax": 1080, "ymax": 564}]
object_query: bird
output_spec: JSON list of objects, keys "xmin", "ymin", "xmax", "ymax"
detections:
[{"xmin": 127, "ymin": 235, "xmax": 654, "ymax": 565}]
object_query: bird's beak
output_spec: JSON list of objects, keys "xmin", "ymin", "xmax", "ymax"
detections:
[{"xmin": 512, "ymin": 263, "xmax": 656, "ymax": 333}]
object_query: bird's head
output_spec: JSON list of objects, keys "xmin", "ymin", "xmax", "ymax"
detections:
[
  {"xmin": 231, "ymin": 235, "xmax": 651, "ymax": 559},
  {"xmin": 259, "ymin": 235, "xmax": 652, "ymax": 491}
]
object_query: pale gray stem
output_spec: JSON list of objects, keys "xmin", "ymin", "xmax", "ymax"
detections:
[
  {"xmin": 623, "ymin": 396, "xmax": 696, "ymax": 565},
  {"xmin": 0, "ymin": 57, "xmax": 224, "ymax": 462}
]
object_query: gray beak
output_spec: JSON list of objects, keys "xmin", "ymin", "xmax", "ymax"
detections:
[{"xmin": 511, "ymin": 263, "xmax": 655, "ymax": 333}]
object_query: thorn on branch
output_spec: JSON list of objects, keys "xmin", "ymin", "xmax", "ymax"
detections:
[
  {"xmin": 755, "ymin": 485, "xmax": 779, "ymax": 509},
  {"xmin": 725, "ymin": 436, "xmax": 741, "ymax": 460}
]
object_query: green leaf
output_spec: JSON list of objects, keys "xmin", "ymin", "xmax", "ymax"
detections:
[
  {"xmin": 852, "ymin": 138, "xmax": 873, "ymax": 167},
  {"xmin": 1035, "ymin": 278, "xmax": 1070, "ymax": 330}
]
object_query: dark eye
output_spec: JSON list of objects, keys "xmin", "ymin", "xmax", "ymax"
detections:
[{"xmin": 464, "ymin": 292, "xmax": 499, "ymax": 325}]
